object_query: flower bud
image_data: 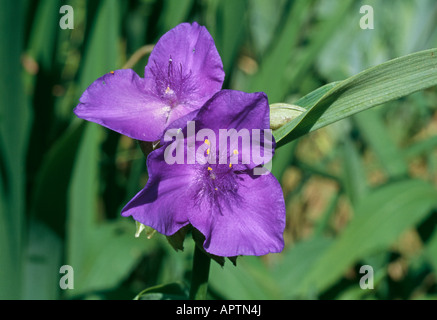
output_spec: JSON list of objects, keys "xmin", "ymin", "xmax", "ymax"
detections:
[{"xmin": 270, "ymin": 103, "xmax": 306, "ymax": 130}]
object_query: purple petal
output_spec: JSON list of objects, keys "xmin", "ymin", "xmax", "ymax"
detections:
[
  {"xmin": 75, "ymin": 22, "xmax": 224, "ymax": 142},
  {"xmin": 192, "ymin": 90, "xmax": 274, "ymax": 169},
  {"xmin": 121, "ymin": 147, "xmax": 194, "ymax": 235},
  {"xmin": 195, "ymin": 90, "xmax": 270, "ymax": 132},
  {"xmin": 144, "ymin": 22, "xmax": 224, "ymax": 117},
  {"xmin": 188, "ymin": 171, "xmax": 286, "ymax": 257},
  {"xmin": 74, "ymin": 69, "xmax": 169, "ymax": 141}
]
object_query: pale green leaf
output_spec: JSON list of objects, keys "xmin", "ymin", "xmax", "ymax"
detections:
[{"xmin": 274, "ymin": 48, "xmax": 437, "ymax": 145}]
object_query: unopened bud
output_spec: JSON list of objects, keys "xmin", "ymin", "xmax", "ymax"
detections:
[
  {"xmin": 135, "ymin": 221, "xmax": 156, "ymax": 239},
  {"xmin": 270, "ymin": 103, "xmax": 306, "ymax": 130}
]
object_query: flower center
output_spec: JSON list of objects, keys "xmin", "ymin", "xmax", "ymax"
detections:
[
  {"xmin": 150, "ymin": 56, "xmax": 194, "ymax": 109},
  {"xmin": 191, "ymin": 140, "xmax": 243, "ymax": 213}
]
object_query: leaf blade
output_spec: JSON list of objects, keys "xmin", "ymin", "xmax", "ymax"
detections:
[{"xmin": 275, "ymin": 48, "xmax": 437, "ymax": 145}]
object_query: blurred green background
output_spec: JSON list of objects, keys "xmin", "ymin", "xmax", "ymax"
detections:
[{"xmin": 1, "ymin": 0, "xmax": 437, "ymax": 300}]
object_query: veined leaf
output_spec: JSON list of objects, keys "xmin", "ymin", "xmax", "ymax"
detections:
[
  {"xmin": 294, "ymin": 82, "xmax": 340, "ymax": 109},
  {"xmin": 274, "ymin": 48, "xmax": 437, "ymax": 145}
]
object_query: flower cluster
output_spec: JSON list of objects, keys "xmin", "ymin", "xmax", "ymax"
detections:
[{"xmin": 74, "ymin": 22, "xmax": 285, "ymax": 257}]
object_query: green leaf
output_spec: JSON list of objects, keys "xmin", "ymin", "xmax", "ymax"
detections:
[
  {"xmin": 247, "ymin": 0, "xmax": 312, "ymax": 102},
  {"xmin": 65, "ymin": 0, "xmax": 156, "ymax": 297},
  {"xmin": 273, "ymin": 236, "xmax": 333, "ymax": 299},
  {"xmin": 287, "ymin": 0, "xmax": 354, "ymax": 90},
  {"xmin": 25, "ymin": 118, "xmax": 77, "ymax": 299},
  {"xmin": 296, "ymin": 179, "xmax": 437, "ymax": 296},
  {"xmin": 403, "ymin": 136, "xmax": 437, "ymax": 160},
  {"xmin": 271, "ymin": 82, "xmax": 339, "ymax": 144},
  {"xmin": 30, "ymin": 122, "xmax": 85, "ymax": 237},
  {"xmin": 209, "ymin": 256, "xmax": 280, "ymax": 299},
  {"xmin": 313, "ymin": 193, "xmax": 341, "ymax": 237},
  {"xmin": 71, "ymin": 220, "xmax": 155, "ymax": 297},
  {"xmin": 214, "ymin": 0, "xmax": 247, "ymax": 76},
  {"xmin": 66, "ymin": 123, "xmax": 101, "ymax": 283},
  {"xmin": 354, "ymin": 110, "xmax": 408, "ymax": 179},
  {"xmin": 26, "ymin": 0, "xmax": 60, "ymax": 70},
  {"xmin": 248, "ymin": 0, "xmax": 288, "ymax": 56},
  {"xmin": 294, "ymin": 82, "xmax": 341, "ymax": 109},
  {"xmin": 158, "ymin": 0, "xmax": 194, "ymax": 32},
  {"xmin": 335, "ymin": 267, "xmax": 386, "ymax": 300},
  {"xmin": 23, "ymin": 220, "xmax": 62, "ymax": 300},
  {"xmin": 340, "ymin": 138, "xmax": 369, "ymax": 206},
  {"xmin": 0, "ymin": 0, "xmax": 30, "ymax": 299},
  {"xmin": 66, "ymin": 124, "xmax": 153, "ymax": 296},
  {"xmin": 269, "ymin": 83, "xmax": 340, "ymax": 180},
  {"xmin": 67, "ymin": 0, "xmax": 121, "ymax": 273},
  {"xmin": 134, "ymin": 282, "xmax": 189, "ymax": 300},
  {"xmin": 78, "ymin": 0, "xmax": 121, "ymax": 93},
  {"xmin": 270, "ymin": 140, "xmax": 296, "ymax": 182},
  {"xmin": 274, "ymin": 48, "xmax": 437, "ymax": 145}
]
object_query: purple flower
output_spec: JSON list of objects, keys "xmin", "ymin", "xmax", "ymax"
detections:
[
  {"xmin": 74, "ymin": 22, "xmax": 224, "ymax": 141},
  {"xmin": 122, "ymin": 90, "xmax": 286, "ymax": 257}
]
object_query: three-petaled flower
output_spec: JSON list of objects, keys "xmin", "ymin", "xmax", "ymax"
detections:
[{"xmin": 74, "ymin": 22, "xmax": 286, "ymax": 257}]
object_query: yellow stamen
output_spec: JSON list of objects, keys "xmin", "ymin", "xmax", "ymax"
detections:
[
  {"xmin": 214, "ymin": 187, "xmax": 218, "ymax": 191},
  {"xmin": 110, "ymin": 70, "xmax": 115, "ymax": 74},
  {"xmin": 206, "ymin": 148, "xmax": 210, "ymax": 155},
  {"xmin": 207, "ymin": 167, "xmax": 213, "ymax": 171},
  {"xmin": 165, "ymin": 86, "xmax": 171, "ymax": 94},
  {"xmin": 233, "ymin": 149, "xmax": 239, "ymax": 155},
  {"xmin": 204, "ymin": 139, "xmax": 210, "ymax": 145},
  {"xmin": 229, "ymin": 163, "xmax": 232, "ymax": 168}
]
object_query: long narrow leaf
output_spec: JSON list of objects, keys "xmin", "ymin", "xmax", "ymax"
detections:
[
  {"xmin": 275, "ymin": 48, "xmax": 437, "ymax": 145},
  {"xmin": 0, "ymin": 0, "xmax": 30, "ymax": 299}
]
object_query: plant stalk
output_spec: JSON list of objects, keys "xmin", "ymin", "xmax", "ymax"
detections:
[{"xmin": 189, "ymin": 243, "xmax": 211, "ymax": 300}]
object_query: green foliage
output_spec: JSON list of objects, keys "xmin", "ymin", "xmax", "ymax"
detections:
[
  {"xmin": 1, "ymin": 0, "xmax": 437, "ymax": 300},
  {"xmin": 273, "ymin": 48, "xmax": 437, "ymax": 144},
  {"xmin": 0, "ymin": 0, "xmax": 30, "ymax": 300},
  {"xmin": 134, "ymin": 282, "xmax": 189, "ymax": 300}
]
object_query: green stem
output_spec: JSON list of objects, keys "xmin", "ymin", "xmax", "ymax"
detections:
[{"xmin": 189, "ymin": 243, "xmax": 211, "ymax": 300}]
